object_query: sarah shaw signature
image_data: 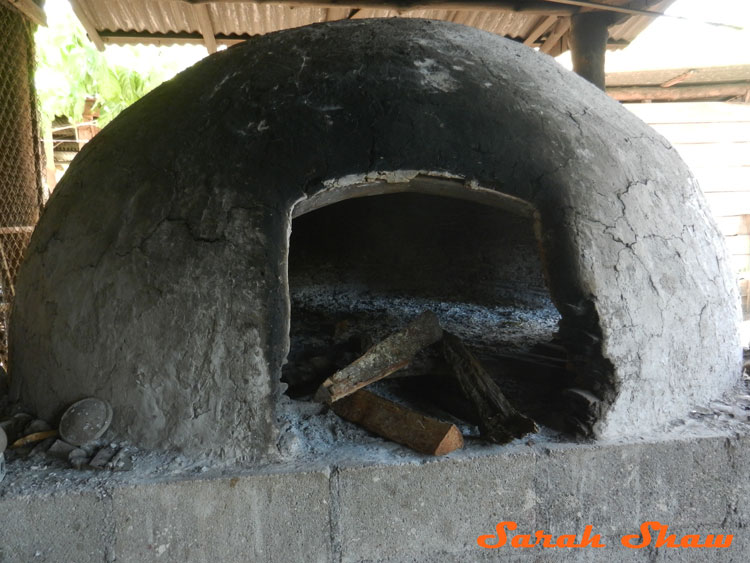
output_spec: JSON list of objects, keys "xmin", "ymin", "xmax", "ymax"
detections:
[{"xmin": 477, "ymin": 521, "xmax": 733, "ymax": 549}]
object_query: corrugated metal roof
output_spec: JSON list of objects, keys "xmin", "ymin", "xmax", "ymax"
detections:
[
  {"xmin": 608, "ymin": 0, "xmax": 673, "ymax": 47},
  {"xmin": 71, "ymin": 0, "xmax": 676, "ymax": 54}
]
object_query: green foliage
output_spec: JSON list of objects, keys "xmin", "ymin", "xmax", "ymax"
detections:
[{"xmin": 34, "ymin": 1, "xmax": 202, "ymax": 128}]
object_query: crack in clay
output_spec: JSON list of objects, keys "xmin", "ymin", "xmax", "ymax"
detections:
[{"xmin": 564, "ymin": 108, "xmax": 587, "ymax": 137}]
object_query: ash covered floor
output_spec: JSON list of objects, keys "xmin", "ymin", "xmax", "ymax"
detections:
[{"xmin": 282, "ymin": 284, "xmax": 562, "ymax": 395}]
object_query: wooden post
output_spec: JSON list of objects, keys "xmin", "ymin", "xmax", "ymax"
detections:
[{"xmin": 569, "ymin": 11, "xmax": 614, "ymax": 90}]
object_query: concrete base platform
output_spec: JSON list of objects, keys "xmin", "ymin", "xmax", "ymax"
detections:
[{"xmin": 1, "ymin": 431, "xmax": 749, "ymax": 562}]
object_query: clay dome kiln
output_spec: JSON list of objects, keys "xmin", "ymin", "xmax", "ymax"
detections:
[{"xmin": 9, "ymin": 19, "xmax": 740, "ymax": 459}]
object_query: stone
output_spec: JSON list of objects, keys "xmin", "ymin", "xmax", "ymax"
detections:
[
  {"xmin": 59, "ymin": 397, "xmax": 112, "ymax": 446},
  {"xmin": 0, "ymin": 426, "xmax": 6, "ymax": 453},
  {"xmin": 106, "ymin": 448, "xmax": 132, "ymax": 471},
  {"xmin": 89, "ymin": 445, "xmax": 117, "ymax": 469},
  {"xmin": 29, "ymin": 436, "xmax": 56, "ymax": 458},
  {"xmin": 23, "ymin": 418, "xmax": 51, "ymax": 434},
  {"xmin": 46, "ymin": 438, "xmax": 76, "ymax": 459},
  {"xmin": 0, "ymin": 412, "xmax": 31, "ymax": 443},
  {"xmin": 68, "ymin": 447, "xmax": 89, "ymax": 469}
]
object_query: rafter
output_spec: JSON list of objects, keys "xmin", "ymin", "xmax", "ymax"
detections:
[
  {"xmin": 5, "ymin": 0, "xmax": 46, "ymax": 26},
  {"xmin": 194, "ymin": 3, "xmax": 218, "ymax": 53},
  {"xmin": 539, "ymin": 16, "xmax": 570, "ymax": 54},
  {"xmin": 524, "ymin": 15, "xmax": 557, "ymax": 46},
  {"xmin": 69, "ymin": 0, "xmax": 105, "ymax": 51}
]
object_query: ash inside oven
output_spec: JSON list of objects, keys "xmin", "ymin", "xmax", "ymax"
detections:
[{"xmin": 283, "ymin": 192, "xmax": 579, "ymax": 432}]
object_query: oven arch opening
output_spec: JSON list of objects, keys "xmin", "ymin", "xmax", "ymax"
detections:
[{"xmin": 283, "ymin": 175, "xmax": 606, "ymax": 437}]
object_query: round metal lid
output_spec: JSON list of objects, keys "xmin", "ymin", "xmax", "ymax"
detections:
[{"xmin": 59, "ymin": 398, "xmax": 113, "ymax": 446}]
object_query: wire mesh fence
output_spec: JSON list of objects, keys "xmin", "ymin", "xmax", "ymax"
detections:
[{"xmin": 0, "ymin": 2, "xmax": 44, "ymax": 371}]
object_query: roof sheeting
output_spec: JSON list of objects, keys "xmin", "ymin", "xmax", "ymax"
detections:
[
  {"xmin": 607, "ymin": 0, "xmax": 673, "ymax": 45},
  {"xmin": 68, "ymin": 0, "xmax": 676, "ymax": 56}
]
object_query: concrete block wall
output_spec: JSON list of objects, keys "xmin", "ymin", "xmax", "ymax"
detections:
[{"xmin": 1, "ymin": 432, "xmax": 748, "ymax": 562}]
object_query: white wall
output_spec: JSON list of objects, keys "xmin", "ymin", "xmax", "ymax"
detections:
[{"xmin": 626, "ymin": 101, "xmax": 750, "ymax": 321}]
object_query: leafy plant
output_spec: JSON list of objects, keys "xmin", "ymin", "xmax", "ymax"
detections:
[{"xmin": 34, "ymin": 0, "xmax": 204, "ymax": 127}]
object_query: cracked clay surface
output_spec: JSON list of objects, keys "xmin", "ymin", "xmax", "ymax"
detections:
[{"xmin": 9, "ymin": 19, "xmax": 741, "ymax": 459}]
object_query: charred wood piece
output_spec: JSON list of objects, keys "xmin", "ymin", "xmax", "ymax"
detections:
[
  {"xmin": 400, "ymin": 373, "xmax": 482, "ymax": 427},
  {"xmin": 315, "ymin": 311, "xmax": 443, "ymax": 403},
  {"xmin": 383, "ymin": 341, "xmax": 450, "ymax": 379},
  {"xmin": 562, "ymin": 387, "xmax": 604, "ymax": 437},
  {"xmin": 442, "ymin": 332, "xmax": 537, "ymax": 443},
  {"xmin": 530, "ymin": 340, "xmax": 569, "ymax": 360},
  {"xmin": 483, "ymin": 352, "xmax": 572, "ymax": 382},
  {"xmin": 331, "ymin": 389, "xmax": 464, "ymax": 456}
]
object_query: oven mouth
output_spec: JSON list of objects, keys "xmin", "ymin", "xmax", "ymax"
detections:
[{"xmin": 284, "ymin": 174, "xmax": 613, "ymax": 438}]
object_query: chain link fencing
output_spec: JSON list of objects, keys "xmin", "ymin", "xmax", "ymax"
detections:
[{"xmin": 0, "ymin": 2, "xmax": 45, "ymax": 372}]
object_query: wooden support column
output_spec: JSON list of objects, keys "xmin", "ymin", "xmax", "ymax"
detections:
[{"xmin": 569, "ymin": 11, "xmax": 613, "ymax": 90}]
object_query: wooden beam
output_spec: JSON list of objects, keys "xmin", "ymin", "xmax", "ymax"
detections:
[
  {"xmin": 99, "ymin": 24, "xmax": 627, "ymax": 54},
  {"xmin": 554, "ymin": 0, "xmax": 740, "ymax": 29},
  {"xmin": 101, "ymin": 35, "xmax": 206, "ymax": 47},
  {"xmin": 531, "ymin": 37, "xmax": 628, "ymax": 49},
  {"xmin": 194, "ymin": 3, "xmax": 218, "ymax": 53},
  {"xmin": 178, "ymin": 0, "xmax": 740, "ymax": 29},
  {"xmin": 331, "ymin": 389, "xmax": 464, "ymax": 456},
  {"xmin": 523, "ymin": 14, "xmax": 557, "ymax": 46},
  {"xmin": 660, "ymin": 69, "xmax": 696, "ymax": 88},
  {"xmin": 98, "ymin": 30, "xmax": 254, "ymax": 47},
  {"xmin": 608, "ymin": 83, "xmax": 750, "ymax": 103},
  {"xmin": 69, "ymin": 0, "xmax": 105, "ymax": 51},
  {"xmin": 182, "ymin": 0, "xmax": 577, "ymax": 14},
  {"xmin": 538, "ymin": 0, "xmax": 670, "ymax": 19},
  {"xmin": 178, "ymin": 0, "xmax": 673, "ymax": 20},
  {"xmin": 539, "ymin": 16, "xmax": 569, "ymax": 54},
  {"xmin": 4, "ymin": 0, "xmax": 46, "ymax": 26},
  {"xmin": 608, "ymin": 66, "xmax": 750, "ymax": 89}
]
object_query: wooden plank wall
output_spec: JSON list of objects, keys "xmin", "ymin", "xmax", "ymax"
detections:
[{"xmin": 625, "ymin": 102, "xmax": 750, "ymax": 316}]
